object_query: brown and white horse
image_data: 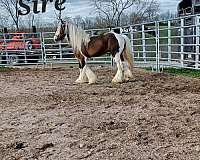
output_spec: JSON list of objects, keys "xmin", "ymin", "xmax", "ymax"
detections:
[{"xmin": 54, "ymin": 20, "xmax": 134, "ymax": 84}]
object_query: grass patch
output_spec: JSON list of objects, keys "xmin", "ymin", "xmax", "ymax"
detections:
[
  {"xmin": 144, "ymin": 67, "xmax": 200, "ymax": 78},
  {"xmin": 163, "ymin": 68, "xmax": 200, "ymax": 78},
  {"xmin": 0, "ymin": 66, "xmax": 14, "ymax": 72},
  {"xmin": 143, "ymin": 67, "xmax": 200, "ymax": 78}
]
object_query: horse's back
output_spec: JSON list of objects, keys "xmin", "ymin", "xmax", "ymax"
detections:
[{"xmin": 84, "ymin": 32, "xmax": 120, "ymax": 57}]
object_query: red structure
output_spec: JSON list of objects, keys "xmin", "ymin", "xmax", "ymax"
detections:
[{"xmin": 0, "ymin": 32, "xmax": 41, "ymax": 64}]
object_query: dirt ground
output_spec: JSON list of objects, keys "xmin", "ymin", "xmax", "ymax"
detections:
[{"xmin": 0, "ymin": 66, "xmax": 200, "ymax": 160}]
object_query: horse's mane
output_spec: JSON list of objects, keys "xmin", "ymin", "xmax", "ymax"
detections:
[{"xmin": 67, "ymin": 22, "xmax": 90, "ymax": 52}]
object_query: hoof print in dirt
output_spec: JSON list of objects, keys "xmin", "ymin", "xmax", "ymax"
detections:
[
  {"xmin": 38, "ymin": 143, "xmax": 54, "ymax": 151},
  {"xmin": 8, "ymin": 141, "xmax": 26, "ymax": 150},
  {"xmin": 97, "ymin": 121, "xmax": 128, "ymax": 131},
  {"xmin": 15, "ymin": 142, "xmax": 26, "ymax": 150}
]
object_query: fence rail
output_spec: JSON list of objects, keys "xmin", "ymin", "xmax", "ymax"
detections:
[{"xmin": 1, "ymin": 14, "xmax": 200, "ymax": 71}]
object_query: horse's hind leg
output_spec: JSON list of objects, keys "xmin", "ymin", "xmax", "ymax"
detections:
[
  {"xmin": 122, "ymin": 35, "xmax": 134, "ymax": 81},
  {"xmin": 123, "ymin": 61, "xmax": 133, "ymax": 81},
  {"xmin": 122, "ymin": 51, "xmax": 133, "ymax": 81},
  {"xmin": 112, "ymin": 53, "xmax": 124, "ymax": 83},
  {"xmin": 120, "ymin": 52, "xmax": 131, "ymax": 81},
  {"xmin": 113, "ymin": 51, "xmax": 132, "ymax": 83}
]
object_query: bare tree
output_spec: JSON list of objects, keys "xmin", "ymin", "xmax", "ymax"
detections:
[
  {"xmin": 93, "ymin": 0, "xmax": 136, "ymax": 27},
  {"xmin": 84, "ymin": 17, "xmax": 95, "ymax": 29},
  {"xmin": 159, "ymin": 10, "xmax": 176, "ymax": 21},
  {"xmin": 0, "ymin": 0, "xmax": 20, "ymax": 30},
  {"xmin": 92, "ymin": 0, "xmax": 160, "ymax": 27},
  {"xmin": 0, "ymin": 14, "xmax": 9, "ymax": 29},
  {"xmin": 130, "ymin": 0, "xmax": 160, "ymax": 24}
]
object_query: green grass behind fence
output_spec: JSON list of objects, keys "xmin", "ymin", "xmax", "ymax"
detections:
[
  {"xmin": 0, "ymin": 67, "xmax": 14, "ymax": 72},
  {"xmin": 145, "ymin": 67, "xmax": 200, "ymax": 78},
  {"xmin": 163, "ymin": 68, "xmax": 200, "ymax": 78}
]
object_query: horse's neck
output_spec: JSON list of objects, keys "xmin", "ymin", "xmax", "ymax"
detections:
[{"xmin": 68, "ymin": 23, "xmax": 90, "ymax": 51}]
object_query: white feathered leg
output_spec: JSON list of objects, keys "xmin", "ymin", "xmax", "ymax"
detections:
[
  {"xmin": 123, "ymin": 62, "xmax": 133, "ymax": 81},
  {"xmin": 112, "ymin": 53, "xmax": 124, "ymax": 83},
  {"xmin": 75, "ymin": 68, "xmax": 88, "ymax": 83},
  {"xmin": 85, "ymin": 65, "xmax": 97, "ymax": 84},
  {"xmin": 111, "ymin": 32, "xmax": 126, "ymax": 83}
]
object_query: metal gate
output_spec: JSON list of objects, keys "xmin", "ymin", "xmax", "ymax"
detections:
[
  {"xmin": 0, "ymin": 29, "xmax": 112, "ymax": 66},
  {"xmin": 1, "ymin": 14, "xmax": 200, "ymax": 71},
  {"xmin": 124, "ymin": 14, "xmax": 200, "ymax": 71}
]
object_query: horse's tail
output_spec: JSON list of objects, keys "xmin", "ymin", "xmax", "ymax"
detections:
[{"xmin": 122, "ymin": 35, "xmax": 134, "ymax": 70}]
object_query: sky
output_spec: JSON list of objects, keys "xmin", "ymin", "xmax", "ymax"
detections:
[
  {"xmin": 159, "ymin": 0, "xmax": 180, "ymax": 12},
  {"xmin": 60, "ymin": 0, "xmax": 180, "ymax": 17},
  {"xmin": 22, "ymin": 0, "xmax": 181, "ymax": 22}
]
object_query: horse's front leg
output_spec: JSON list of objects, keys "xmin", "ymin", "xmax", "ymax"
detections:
[
  {"xmin": 85, "ymin": 65, "xmax": 97, "ymax": 84},
  {"xmin": 75, "ymin": 55, "xmax": 88, "ymax": 83},
  {"xmin": 75, "ymin": 54, "xmax": 97, "ymax": 84},
  {"xmin": 75, "ymin": 62, "xmax": 88, "ymax": 83}
]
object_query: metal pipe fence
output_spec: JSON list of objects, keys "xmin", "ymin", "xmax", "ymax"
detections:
[
  {"xmin": 0, "ymin": 30, "xmax": 112, "ymax": 66},
  {"xmin": 1, "ymin": 14, "xmax": 200, "ymax": 71},
  {"xmin": 122, "ymin": 14, "xmax": 200, "ymax": 71}
]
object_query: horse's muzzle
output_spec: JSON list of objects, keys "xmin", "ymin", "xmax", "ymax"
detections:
[{"xmin": 54, "ymin": 35, "xmax": 59, "ymax": 42}]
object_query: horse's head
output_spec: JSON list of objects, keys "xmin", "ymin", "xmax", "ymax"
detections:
[{"xmin": 54, "ymin": 19, "xmax": 67, "ymax": 42}]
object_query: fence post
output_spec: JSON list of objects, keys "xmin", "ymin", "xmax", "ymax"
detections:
[
  {"xmin": 155, "ymin": 21, "xmax": 160, "ymax": 72},
  {"xmin": 91, "ymin": 30, "xmax": 94, "ymax": 36},
  {"xmin": 168, "ymin": 20, "xmax": 172, "ymax": 64},
  {"xmin": 40, "ymin": 32, "xmax": 46, "ymax": 66},
  {"xmin": 59, "ymin": 42, "xmax": 62, "ymax": 60},
  {"xmin": 180, "ymin": 18, "xmax": 184, "ymax": 67},
  {"xmin": 142, "ymin": 24, "xmax": 146, "ymax": 62},
  {"xmin": 3, "ymin": 33, "xmax": 8, "ymax": 65},
  {"xmin": 195, "ymin": 15, "xmax": 200, "ymax": 69},
  {"xmin": 129, "ymin": 26, "xmax": 134, "ymax": 56},
  {"xmin": 22, "ymin": 33, "xmax": 27, "ymax": 64},
  {"xmin": 109, "ymin": 28, "xmax": 114, "ymax": 67}
]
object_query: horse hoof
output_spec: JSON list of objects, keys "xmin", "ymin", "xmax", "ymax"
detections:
[
  {"xmin": 111, "ymin": 79, "xmax": 123, "ymax": 83},
  {"xmin": 124, "ymin": 77, "xmax": 131, "ymax": 82},
  {"xmin": 75, "ymin": 79, "xmax": 88, "ymax": 83},
  {"xmin": 124, "ymin": 73, "xmax": 133, "ymax": 81},
  {"xmin": 88, "ymin": 81, "xmax": 96, "ymax": 84},
  {"xmin": 88, "ymin": 76, "xmax": 97, "ymax": 84},
  {"xmin": 75, "ymin": 79, "xmax": 81, "ymax": 83},
  {"xmin": 88, "ymin": 79, "xmax": 97, "ymax": 84}
]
